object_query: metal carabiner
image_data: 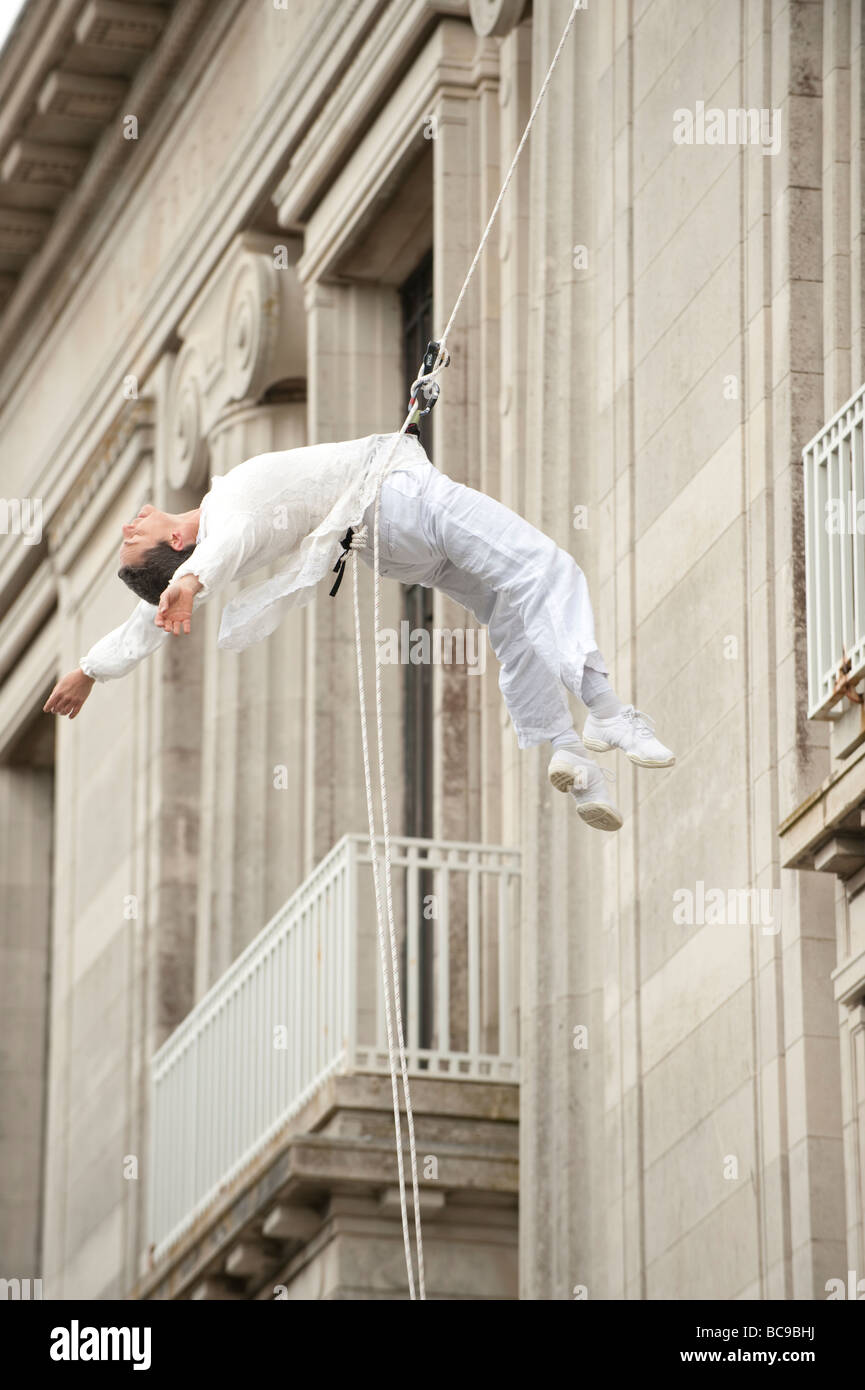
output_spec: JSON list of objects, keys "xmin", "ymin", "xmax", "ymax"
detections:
[{"xmin": 407, "ymin": 340, "xmax": 450, "ymax": 426}]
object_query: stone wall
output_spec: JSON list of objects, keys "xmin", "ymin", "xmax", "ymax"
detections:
[{"xmin": 0, "ymin": 0, "xmax": 860, "ymax": 1300}]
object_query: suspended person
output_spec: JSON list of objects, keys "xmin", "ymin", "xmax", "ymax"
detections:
[{"xmin": 44, "ymin": 429, "xmax": 674, "ymax": 830}]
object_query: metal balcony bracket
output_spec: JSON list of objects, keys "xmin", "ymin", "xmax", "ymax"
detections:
[{"xmin": 831, "ymin": 646, "xmax": 864, "ymax": 706}]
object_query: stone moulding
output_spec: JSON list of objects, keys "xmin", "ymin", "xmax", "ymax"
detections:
[
  {"xmin": 290, "ymin": 20, "xmax": 494, "ymax": 290},
  {"xmin": 48, "ymin": 398, "xmax": 155, "ymax": 561},
  {"xmin": 165, "ymin": 232, "xmax": 306, "ymax": 489}
]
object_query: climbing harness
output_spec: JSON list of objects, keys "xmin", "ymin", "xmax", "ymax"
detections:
[
  {"xmin": 329, "ymin": 524, "xmax": 368, "ymax": 597},
  {"xmin": 350, "ymin": 0, "xmax": 585, "ymax": 1300}
]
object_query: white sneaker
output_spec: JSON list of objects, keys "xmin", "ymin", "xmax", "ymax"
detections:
[
  {"xmin": 582, "ymin": 706, "xmax": 675, "ymax": 767},
  {"xmin": 547, "ymin": 749, "xmax": 623, "ymax": 832}
]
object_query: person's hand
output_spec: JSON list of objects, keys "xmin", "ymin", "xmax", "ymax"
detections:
[
  {"xmin": 44, "ymin": 669, "xmax": 95, "ymax": 720},
  {"xmin": 155, "ymin": 575, "xmax": 200, "ymax": 635}
]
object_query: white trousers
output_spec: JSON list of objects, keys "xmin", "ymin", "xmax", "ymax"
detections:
[{"xmin": 357, "ymin": 460, "xmax": 608, "ymax": 749}]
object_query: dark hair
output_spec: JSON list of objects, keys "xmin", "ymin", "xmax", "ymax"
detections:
[{"xmin": 118, "ymin": 540, "xmax": 196, "ymax": 606}]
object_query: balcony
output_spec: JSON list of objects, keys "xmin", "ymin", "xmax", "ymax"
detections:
[
  {"xmin": 804, "ymin": 381, "xmax": 865, "ymax": 717},
  {"xmin": 148, "ymin": 833, "xmax": 521, "ymax": 1263}
]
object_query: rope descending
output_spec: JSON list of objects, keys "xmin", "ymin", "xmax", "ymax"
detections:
[{"xmin": 350, "ymin": 0, "xmax": 585, "ymax": 1300}]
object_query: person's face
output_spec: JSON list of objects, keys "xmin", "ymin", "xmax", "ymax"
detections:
[{"xmin": 119, "ymin": 504, "xmax": 167, "ymax": 566}]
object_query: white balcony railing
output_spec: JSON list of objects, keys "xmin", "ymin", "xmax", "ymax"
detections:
[
  {"xmin": 804, "ymin": 382, "xmax": 865, "ymax": 717},
  {"xmin": 148, "ymin": 833, "xmax": 521, "ymax": 1258}
]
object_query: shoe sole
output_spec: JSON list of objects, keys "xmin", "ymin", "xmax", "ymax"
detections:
[
  {"xmin": 548, "ymin": 763, "xmax": 623, "ymax": 830},
  {"xmin": 549, "ymin": 760, "xmax": 605, "ymax": 793},
  {"xmin": 575, "ymin": 800, "xmax": 623, "ymax": 832},
  {"xmin": 582, "ymin": 735, "xmax": 676, "ymax": 768}
]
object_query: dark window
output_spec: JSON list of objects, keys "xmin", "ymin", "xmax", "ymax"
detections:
[{"xmin": 399, "ymin": 251, "xmax": 434, "ymax": 1051}]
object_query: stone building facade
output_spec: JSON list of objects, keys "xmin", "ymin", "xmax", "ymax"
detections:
[{"xmin": 0, "ymin": 0, "xmax": 861, "ymax": 1300}]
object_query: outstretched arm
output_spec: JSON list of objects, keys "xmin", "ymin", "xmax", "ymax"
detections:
[
  {"xmin": 46, "ymin": 513, "xmax": 257, "ymax": 716},
  {"xmin": 45, "ymin": 598, "xmax": 168, "ymax": 719}
]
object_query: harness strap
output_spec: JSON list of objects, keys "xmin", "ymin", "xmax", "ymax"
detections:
[{"xmin": 329, "ymin": 527, "xmax": 354, "ymax": 597}]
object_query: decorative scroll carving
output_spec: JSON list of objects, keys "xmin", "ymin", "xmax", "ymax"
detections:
[
  {"xmin": 166, "ymin": 345, "xmax": 208, "ymax": 491},
  {"xmin": 164, "ymin": 233, "xmax": 304, "ymax": 475},
  {"xmin": 468, "ymin": 0, "xmax": 527, "ymax": 37},
  {"xmin": 222, "ymin": 254, "xmax": 279, "ymax": 404}
]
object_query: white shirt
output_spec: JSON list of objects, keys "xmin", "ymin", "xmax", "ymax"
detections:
[{"xmin": 79, "ymin": 431, "xmax": 427, "ymax": 681}]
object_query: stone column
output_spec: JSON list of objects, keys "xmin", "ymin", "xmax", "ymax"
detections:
[
  {"xmin": 426, "ymin": 24, "xmax": 504, "ymax": 1052},
  {"xmin": 504, "ymin": 0, "xmax": 602, "ymax": 1299},
  {"xmin": 429, "ymin": 39, "xmax": 499, "ymax": 850},
  {"xmin": 195, "ymin": 400, "xmax": 309, "ymax": 986},
  {"xmin": 765, "ymin": 1, "xmax": 844, "ymax": 1298},
  {"xmin": 840, "ymin": 1000, "xmax": 865, "ymax": 1276},
  {"xmin": 156, "ymin": 233, "xmax": 308, "ymax": 990},
  {"xmin": 302, "ymin": 278, "xmax": 407, "ymax": 870},
  {"xmin": 822, "ymin": 0, "xmax": 852, "ymax": 415},
  {"xmin": 852, "ymin": 0, "xmax": 865, "ymax": 386},
  {"xmin": 0, "ymin": 762, "xmax": 52, "ymax": 1282},
  {"xmin": 145, "ymin": 356, "xmax": 205, "ymax": 1043},
  {"xmin": 495, "ymin": 12, "xmax": 532, "ymax": 1094}
]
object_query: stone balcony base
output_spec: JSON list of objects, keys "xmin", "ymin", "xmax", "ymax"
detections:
[{"xmin": 132, "ymin": 1072, "xmax": 518, "ymax": 1301}]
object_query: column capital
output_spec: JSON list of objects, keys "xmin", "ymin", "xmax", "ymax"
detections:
[
  {"xmin": 206, "ymin": 398, "xmax": 306, "ymax": 478},
  {"xmin": 165, "ymin": 232, "xmax": 306, "ymax": 487}
]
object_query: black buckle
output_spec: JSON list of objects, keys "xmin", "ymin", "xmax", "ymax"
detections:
[{"xmin": 329, "ymin": 526, "xmax": 354, "ymax": 597}]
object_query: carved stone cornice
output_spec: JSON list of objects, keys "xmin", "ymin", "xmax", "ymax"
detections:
[
  {"xmin": 0, "ymin": 0, "xmax": 171, "ymax": 268},
  {"xmin": 1, "ymin": 139, "xmax": 89, "ymax": 197},
  {"xmin": 164, "ymin": 232, "xmax": 305, "ymax": 489},
  {"xmin": 36, "ymin": 70, "xmax": 127, "ymax": 125},
  {"xmin": 0, "ymin": 0, "xmax": 465, "ymax": 548},
  {"xmin": 274, "ymin": 3, "xmax": 479, "ymax": 233},
  {"xmin": 0, "ymin": 273, "xmax": 14, "ymax": 313},
  {"xmin": 74, "ymin": 0, "xmax": 169, "ymax": 52},
  {"xmin": 0, "ymin": 0, "xmax": 235, "ymax": 351},
  {"xmin": 288, "ymin": 19, "xmax": 494, "ymax": 289},
  {"xmin": 0, "ymin": 207, "xmax": 51, "ymax": 256}
]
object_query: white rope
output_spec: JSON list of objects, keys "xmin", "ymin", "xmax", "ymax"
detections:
[
  {"xmin": 350, "ymin": 0, "xmax": 583, "ymax": 1301},
  {"xmin": 372, "ymin": 478, "xmax": 427, "ymax": 1298},
  {"xmin": 433, "ymin": 0, "xmax": 585, "ymax": 370},
  {"xmin": 352, "ymin": 554, "xmax": 418, "ymax": 1298}
]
